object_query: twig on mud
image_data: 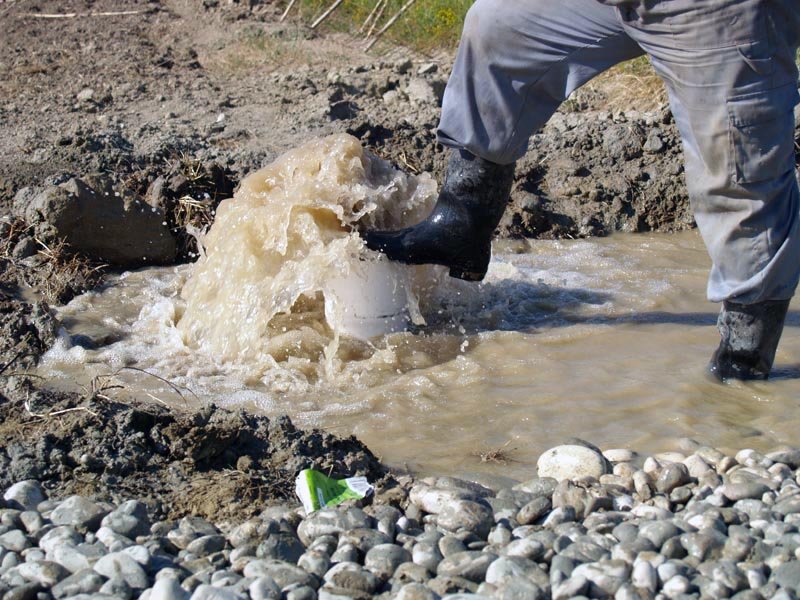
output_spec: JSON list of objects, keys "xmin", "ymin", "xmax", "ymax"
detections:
[
  {"xmin": 310, "ymin": 0, "xmax": 343, "ymax": 29},
  {"xmin": 0, "ymin": 334, "xmax": 34, "ymax": 376},
  {"xmin": 23, "ymin": 393, "xmax": 99, "ymax": 421},
  {"xmin": 145, "ymin": 392, "xmax": 169, "ymax": 407},
  {"xmin": 118, "ymin": 366, "xmax": 199, "ymax": 405},
  {"xmin": 19, "ymin": 9, "xmax": 146, "ymax": 18},
  {"xmin": 365, "ymin": 0, "xmax": 418, "ymax": 51},
  {"xmin": 279, "ymin": 0, "xmax": 298, "ymax": 22}
]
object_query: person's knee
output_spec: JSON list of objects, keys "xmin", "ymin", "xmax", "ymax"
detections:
[{"xmin": 461, "ymin": 0, "xmax": 524, "ymax": 55}]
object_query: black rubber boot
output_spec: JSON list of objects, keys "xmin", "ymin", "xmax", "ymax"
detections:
[
  {"xmin": 362, "ymin": 149, "xmax": 515, "ymax": 281},
  {"xmin": 708, "ymin": 299, "xmax": 791, "ymax": 381}
]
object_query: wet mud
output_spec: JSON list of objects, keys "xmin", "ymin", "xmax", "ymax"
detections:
[{"xmin": 0, "ymin": 384, "xmax": 397, "ymax": 521}]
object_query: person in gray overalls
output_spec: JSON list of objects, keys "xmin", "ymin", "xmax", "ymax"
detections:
[{"xmin": 364, "ymin": 0, "xmax": 800, "ymax": 381}]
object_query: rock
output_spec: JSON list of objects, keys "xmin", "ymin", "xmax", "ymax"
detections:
[
  {"xmin": 720, "ymin": 481, "xmax": 770, "ymax": 501},
  {"xmin": 297, "ymin": 550, "xmax": 330, "ymax": 579},
  {"xmin": 93, "ymin": 551, "xmax": 150, "ymax": 590},
  {"xmin": 324, "ymin": 562, "xmax": 379, "ymax": 593},
  {"xmin": 50, "ymin": 569, "xmax": 106, "ymax": 599},
  {"xmin": 405, "ymin": 79, "xmax": 437, "ymax": 105},
  {"xmin": 3, "ymin": 482, "xmax": 46, "ymax": 511},
  {"xmin": 186, "ymin": 535, "xmax": 226, "ymax": 556},
  {"xmin": 438, "ymin": 536, "xmax": 467, "ymax": 558},
  {"xmin": 572, "ymin": 560, "xmax": 630, "ymax": 597},
  {"xmin": 188, "ymin": 584, "xmax": 243, "ymax": 599},
  {"xmin": 100, "ymin": 500, "xmax": 151, "ymax": 539},
  {"xmin": 17, "ymin": 177, "xmax": 177, "ymax": 266},
  {"xmin": 50, "ymin": 496, "xmax": 108, "ymax": 531},
  {"xmin": 365, "ymin": 544, "xmax": 411, "ymax": 579},
  {"xmin": 16, "ymin": 560, "xmax": 70, "ymax": 587},
  {"xmin": 39, "ymin": 526, "xmax": 83, "ymax": 554},
  {"xmin": 338, "ymin": 528, "xmax": 391, "ymax": 554},
  {"xmin": 643, "ymin": 129, "xmax": 665, "ymax": 153},
  {"xmin": 18, "ymin": 512, "xmax": 45, "ymax": 535},
  {"xmin": 242, "ymin": 559, "xmax": 318, "ymax": 590},
  {"xmin": 602, "ymin": 123, "xmax": 645, "ymax": 160},
  {"xmin": 409, "ymin": 485, "xmax": 485, "ymax": 514},
  {"xmin": 100, "ymin": 576, "xmax": 134, "ymax": 599},
  {"xmin": 417, "ymin": 63, "xmax": 438, "ymax": 75},
  {"xmin": 537, "ymin": 445, "xmax": 610, "ymax": 481},
  {"xmin": 49, "ymin": 543, "xmax": 93, "ymax": 573},
  {"xmin": 655, "ymin": 463, "xmax": 690, "ymax": 494},
  {"xmin": 632, "ymin": 560, "xmax": 657, "ymax": 593},
  {"xmin": 0, "ymin": 530, "xmax": 31, "ymax": 553},
  {"xmin": 426, "ymin": 575, "xmax": 478, "ymax": 596},
  {"xmin": 297, "ymin": 509, "xmax": 372, "ymax": 546},
  {"xmin": 484, "ymin": 555, "xmax": 548, "ymax": 587},
  {"xmin": 1, "ymin": 582, "xmax": 43, "ymax": 600},
  {"xmin": 517, "ymin": 497, "xmax": 552, "ymax": 525},
  {"xmin": 639, "ymin": 521, "xmax": 681, "ymax": 550},
  {"xmin": 603, "ymin": 449, "xmax": 636, "ymax": 463},
  {"xmin": 411, "ymin": 542, "xmax": 443, "ymax": 573},
  {"xmin": 76, "ymin": 88, "xmax": 95, "ymax": 102},
  {"xmin": 436, "ymin": 551, "xmax": 498, "ymax": 582},
  {"xmin": 150, "ymin": 576, "xmax": 189, "ymax": 600},
  {"xmin": 502, "ymin": 538, "xmax": 546, "ymax": 561},
  {"xmin": 436, "ymin": 500, "xmax": 494, "ymax": 538},
  {"xmin": 773, "ymin": 561, "xmax": 800, "ymax": 592},
  {"xmin": 395, "ymin": 582, "xmax": 438, "ymax": 600}
]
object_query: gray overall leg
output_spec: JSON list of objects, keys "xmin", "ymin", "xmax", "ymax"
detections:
[
  {"xmin": 363, "ymin": 0, "xmax": 644, "ymax": 280},
  {"xmin": 618, "ymin": 0, "xmax": 799, "ymax": 378},
  {"xmin": 437, "ymin": 0, "xmax": 645, "ymax": 164}
]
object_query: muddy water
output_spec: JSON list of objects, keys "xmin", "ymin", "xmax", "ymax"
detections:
[{"xmin": 39, "ymin": 137, "xmax": 800, "ymax": 483}]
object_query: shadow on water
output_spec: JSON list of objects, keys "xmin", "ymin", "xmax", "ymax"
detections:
[{"xmin": 434, "ymin": 277, "xmax": 800, "ymax": 378}]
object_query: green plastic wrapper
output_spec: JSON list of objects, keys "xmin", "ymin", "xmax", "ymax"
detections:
[{"xmin": 295, "ymin": 469, "xmax": 374, "ymax": 513}]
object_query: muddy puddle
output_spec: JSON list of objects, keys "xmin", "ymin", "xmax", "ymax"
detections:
[{"xmin": 38, "ymin": 136, "xmax": 800, "ymax": 484}]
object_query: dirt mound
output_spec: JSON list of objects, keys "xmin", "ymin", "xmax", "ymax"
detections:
[{"xmin": 0, "ymin": 386, "xmax": 395, "ymax": 520}]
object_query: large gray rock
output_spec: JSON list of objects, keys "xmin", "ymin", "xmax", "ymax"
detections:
[
  {"xmin": 16, "ymin": 560, "xmax": 70, "ymax": 587},
  {"xmin": 436, "ymin": 551, "xmax": 498, "ymax": 582},
  {"xmin": 150, "ymin": 576, "xmax": 190, "ymax": 600},
  {"xmin": 50, "ymin": 569, "xmax": 106, "ymax": 599},
  {"xmin": 93, "ymin": 551, "xmax": 150, "ymax": 590},
  {"xmin": 14, "ymin": 177, "xmax": 177, "ymax": 266},
  {"xmin": 537, "ymin": 445, "xmax": 610, "ymax": 481},
  {"xmin": 3, "ymin": 482, "xmax": 46, "ymax": 511},
  {"xmin": 365, "ymin": 544, "xmax": 411, "ymax": 579},
  {"xmin": 436, "ymin": 500, "xmax": 494, "ymax": 538},
  {"xmin": 485, "ymin": 556, "xmax": 548, "ymax": 588},
  {"xmin": 100, "ymin": 500, "xmax": 151, "ymax": 539},
  {"xmin": 243, "ymin": 559, "xmax": 318, "ymax": 590},
  {"xmin": 297, "ymin": 509, "xmax": 373, "ymax": 547},
  {"xmin": 50, "ymin": 496, "xmax": 108, "ymax": 531},
  {"xmin": 189, "ymin": 584, "xmax": 243, "ymax": 600}
]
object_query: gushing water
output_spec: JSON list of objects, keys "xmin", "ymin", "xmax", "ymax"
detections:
[{"xmin": 39, "ymin": 136, "xmax": 800, "ymax": 482}]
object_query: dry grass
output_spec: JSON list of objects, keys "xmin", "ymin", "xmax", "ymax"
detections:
[
  {"xmin": 210, "ymin": 25, "xmax": 320, "ymax": 75},
  {"xmin": 582, "ymin": 56, "xmax": 668, "ymax": 112},
  {"xmin": 0, "ymin": 218, "xmax": 106, "ymax": 305},
  {"xmin": 295, "ymin": 0, "xmax": 470, "ymax": 52}
]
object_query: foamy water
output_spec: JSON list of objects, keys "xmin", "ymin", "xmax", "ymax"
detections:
[{"xmin": 39, "ymin": 136, "xmax": 800, "ymax": 482}]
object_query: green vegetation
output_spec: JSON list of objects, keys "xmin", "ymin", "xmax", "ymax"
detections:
[{"xmin": 296, "ymin": 0, "xmax": 472, "ymax": 52}]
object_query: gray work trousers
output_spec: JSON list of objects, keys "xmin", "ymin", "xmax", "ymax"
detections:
[{"xmin": 437, "ymin": 0, "xmax": 800, "ymax": 304}]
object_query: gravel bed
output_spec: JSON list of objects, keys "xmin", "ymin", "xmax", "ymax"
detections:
[{"xmin": 3, "ymin": 441, "xmax": 800, "ymax": 600}]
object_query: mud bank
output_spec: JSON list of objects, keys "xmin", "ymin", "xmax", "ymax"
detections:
[{"xmin": 0, "ymin": 383, "xmax": 397, "ymax": 522}]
